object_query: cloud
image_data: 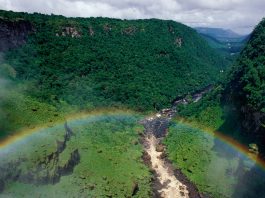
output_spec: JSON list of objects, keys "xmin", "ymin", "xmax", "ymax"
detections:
[{"xmin": 0, "ymin": 0, "xmax": 264, "ymax": 34}]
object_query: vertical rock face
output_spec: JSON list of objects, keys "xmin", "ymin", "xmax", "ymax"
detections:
[
  {"xmin": 0, "ymin": 180, "xmax": 4, "ymax": 192},
  {"xmin": 0, "ymin": 122, "xmax": 80, "ymax": 190},
  {"xmin": 64, "ymin": 122, "xmax": 74, "ymax": 141},
  {"xmin": 0, "ymin": 18, "xmax": 34, "ymax": 52},
  {"xmin": 241, "ymin": 106, "xmax": 265, "ymax": 134},
  {"xmin": 59, "ymin": 149, "xmax": 80, "ymax": 176},
  {"xmin": 240, "ymin": 106, "xmax": 265, "ymax": 155}
]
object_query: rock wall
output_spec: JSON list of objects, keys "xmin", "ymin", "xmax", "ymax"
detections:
[
  {"xmin": 241, "ymin": 106, "xmax": 265, "ymax": 134},
  {"xmin": 0, "ymin": 122, "xmax": 80, "ymax": 192},
  {"xmin": 0, "ymin": 18, "xmax": 34, "ymax": 52}
]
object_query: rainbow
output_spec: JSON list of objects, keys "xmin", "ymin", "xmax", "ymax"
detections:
[
  {"xmin": 0, "ymin": 109, "xmax": 265, "ymax": 171},
  {"xmin": 0, "ymin": 108, "xmax": 139, "ymax": 150},
  {"xmin": 174, "ymin": 117, "xmax": 265, "ymax": 171}
]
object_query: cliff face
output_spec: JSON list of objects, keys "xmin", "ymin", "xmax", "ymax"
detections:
[
  {"xmin": 225, "ymin": 18, "xmax": 265, "ymax": 153},
  {"xmin": 0, "ymin": 18, "xmax": 33, "ymax": 52},
  {"xmin": 0, "ymin": 122, "xmax": 80, "ymax": 191},
  {"xmin": 240, "ymin": 106, "xmax": 265, "ymax": 134}
]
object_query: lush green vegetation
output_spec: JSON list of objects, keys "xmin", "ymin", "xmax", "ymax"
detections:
[
  {"xmin": 1, "ymin": 9, "xmax": 265, "ymax": 198},
  {"xmin": 180, "ymin": 19, "xmax": 265, "ymax": 133},
  {"xmin": 178, "ymin": 18, "xmax": 265, "ymax": 152},
  {"xmin": 227, "ymin": 18, "xmax": 265, "ymax": 112},
  {"xmin": 0, "ymin": 114, "xmax": 152, "ymax": 197},
  {"xmin": 0, "ymin": 62, "xmax": 68, "ymax": 137},
  {"xmin": 165, "ymin": 120, "xmax": 265, "ymax": 198},
  {"xmin": 164, "ymin": 122, "xmax": 239, "ymax": 198},
  {"xmin": 1, "ymin": 10, "xmax": 226, "ymax": 113}
]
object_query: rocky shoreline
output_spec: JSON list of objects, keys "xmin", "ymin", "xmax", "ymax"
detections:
[{"xmin": 139, "ymin": 85, "xmax": 214, "ymax": 197}]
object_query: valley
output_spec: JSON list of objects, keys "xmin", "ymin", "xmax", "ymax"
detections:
[
  {"xmin": 0, "ymin": 8, "xmax": 265, "ymax": 198},
  {"xmin": 140, "ymin": 106, "xmax": 199, "ymax": 198}
]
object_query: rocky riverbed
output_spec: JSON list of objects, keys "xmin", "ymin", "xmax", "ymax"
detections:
[{"xmin": 140, "ymin": 109, "xmax": 201, "ymax": 198}]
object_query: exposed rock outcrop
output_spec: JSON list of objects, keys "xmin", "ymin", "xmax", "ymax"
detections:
[
  {"xmin": 24, "ymin": 122, "xmax": 79, "ymax": 184},
  {"xmin": 140, "ymin": 102, "xmax": 201, "ymax": 198},
  {"xmin": 0, "ymin": 180, "xmax": 4, "ymax": 192},
  {"xmin": 56, "ymin": 122, "xmax": 74, "ymax": 153},
  {"xmin": 89, "ymin": 26, "xmax": 94, "ymax": 36},
  {"xmin": 131, "ymin": 182, "xmax": 139, "ymax": 196},
  {"xmin": 0, "ymin": 122, "xmax": 80, "ymax": 190},
  {"xmin": 56, "ymin": 27, "xmax": 81, "ymax": 38},
  {"xmin": 122, "ymin": 26, "xmax": 137, "ymax": 35},
  {"xmin": 168, "ymin": 25, "xmax": 174, "ymax": 34},
  {"xmin": 0, "ymin": 18, "xmax": 34, "ymax": 52},
  {"xmin": 239, "ymin": 106, "xmax": 265, "ymax": 156},
  {"xmin": 103, "ymin": 24, "xmax": 112, "ymax": 32},
  {"xmin": 140, "ymin": 115, "xmax": 170, "ymax": 138},
  {"xmin": 175, "ymin": 37, "xmax": 182, "ymax": 47},
  {"xmin": 241, "ymin": 106, "xmax": 265, "ymax": 134}
]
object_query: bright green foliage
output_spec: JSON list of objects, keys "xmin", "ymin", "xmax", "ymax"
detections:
[
  {"xmin": 0, "ymin": 115, "xmax": 152, "ymax": 197},
  {"xmin": 177, "ymin": 85, "xmax": 246, "ymax": 144},
  {"xmin": 0, "ymin": 64, "xmax": 65, "ymax": 138},
  {"xmin": 177, "ymin": 18, "xmax": 265, "ymax": 154},
  {"xmin": 178, "ymin": 85, "xmax": 224, "ymax": 128},
  {"xmin": 0, "ymin": 91, "xmax": 64, "ymax": 137},
  {"xmin": 1, "ymin": 10, "xmax": 227, "ymax": 111},
  {"xmin": 164, "ymin": 123, "xmax": 239, "ymax": 198},
  {"xmin": 0, "ymin": 63, "xmax": 65, "ymax": 137}
]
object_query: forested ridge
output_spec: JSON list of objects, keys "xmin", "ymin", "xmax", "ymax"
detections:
[
  {"xmin": 179, "ymin": 18, "xmax": 265, "ymax": 156},
  {"xmin": 1, "ymin": 9, "xmax": 265, "ymax": 198},
  {"xmin": 225, "ymin": 18, "xmax": 265, "ymax": 152},
  {"xmin": 0, "ymin": 10, "xmax": 226, "ymax": 112},
  {"xmin": 227, "ymin": 18, "xmax": 265, "ymax": 112}
]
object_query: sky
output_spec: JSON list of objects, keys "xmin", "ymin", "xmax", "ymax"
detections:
[{"xmin": 0, "ymin": 0, "xmax": 264, "ymax": 34}]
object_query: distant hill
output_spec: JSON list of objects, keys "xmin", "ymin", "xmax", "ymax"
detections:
[
  {"xmin": 195, "ymin": 27, "xmax": 248, "ymax": 42},
  {"xmin": 195, "ymin": 27, "xmax": 249, "ymax": 60}
]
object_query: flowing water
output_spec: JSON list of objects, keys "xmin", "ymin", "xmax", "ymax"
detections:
[
  {"xmin": 145, "ymin": 134, "xmax": 189, "ymax": 197},
  {"xmin": 1, "ymin": 107, "xmax": 265, "ymax": 197}
]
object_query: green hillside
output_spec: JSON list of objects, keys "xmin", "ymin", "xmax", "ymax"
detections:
[
  {"xmin": 1, "ymin": 10, "xmax": 226, "ymax": 113},
  {"xmin": 1, "ymin": 9, "xmax": 265, "ymax": 198},
  {"xmin": 225, "ymin": 18, "xmax": 265, "ymax": 153},
  {"xmin": 227, "ymin": 18, "xmax": 265, "ymax": 112},
  {"xmin": 180, "ymin": 18, "xmax": 265, "ymax": 155},
  {"xmin": 0, "ymin": 114, "xmax": 152, "ymax": 197},
  {"xmin": 163, "ymin": 19, "xmax": 265, "ymax": 198}
]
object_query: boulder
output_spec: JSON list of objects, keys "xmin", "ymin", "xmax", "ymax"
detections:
[{"xmin": 155, "ymin": 144, "xmax": 164, "ymax": 152}]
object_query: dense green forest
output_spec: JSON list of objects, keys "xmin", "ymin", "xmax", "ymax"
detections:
[
  {"xmin": 1, "ymin": 10, "xmax": 226, "ymax": 111},
  {"xmin": 227, "ymin": 18, "xmax": 265, "ymax": 112},
  {"xmin": 163, "ymin": 19, "xmax": 265, "ymax": 197},
  {"xmin": 179, "ymin": 18, "xmax": 265, "ymax": 155},
  {"xmin": 225, "ymin": 18, "xmax": 265, "ymax": 153},
  {"xmin": 0, "ymin": 113, "xmax": 152, "ymax": 197},
  {"xmin": 1, "ymin": 9, "xmax": 265, "ymax": 198}
]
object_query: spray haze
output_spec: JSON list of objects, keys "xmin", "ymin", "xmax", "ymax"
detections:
[{"xmin": 0, "ymin": 56, "xmax": 12, "ymax": 133}]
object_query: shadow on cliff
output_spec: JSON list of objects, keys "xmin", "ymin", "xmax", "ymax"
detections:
[
  {"xmin": 211, "ymin": 105, "xmax": 265, "ymax": 198},
  {"xmin": 231, "ymin": 159, "xmax": 265, "ymax": 198}
]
